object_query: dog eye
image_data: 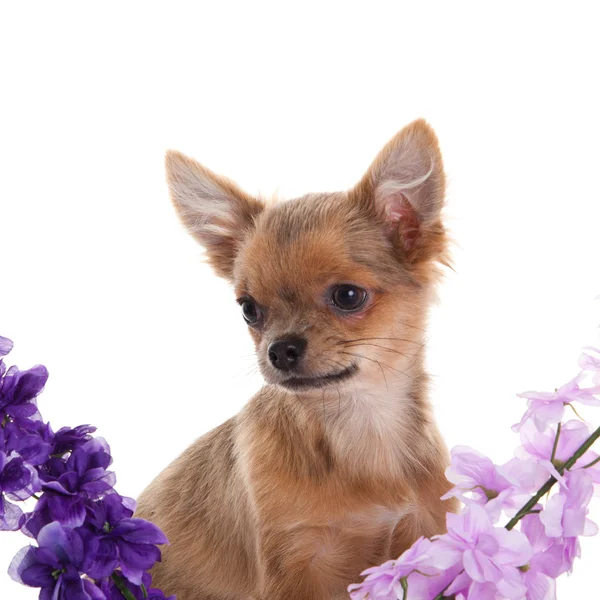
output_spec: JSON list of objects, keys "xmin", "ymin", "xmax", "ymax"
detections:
[
  {"xmin": 331, "ymin": 285, "xmax": 367, "ymax": 311},
  {"xmin": 240, "ymin": 300, "xmax": 261, "ymax": 324}
]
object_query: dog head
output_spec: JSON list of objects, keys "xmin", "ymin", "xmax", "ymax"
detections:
[{"xmin": 165, "ymin": 120, "xmax": 447, "ymax": 393}]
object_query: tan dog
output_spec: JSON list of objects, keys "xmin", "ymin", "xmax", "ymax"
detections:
[{"xmin": 136, "ymin": 119, "xmax": 457, "ymax": 599}]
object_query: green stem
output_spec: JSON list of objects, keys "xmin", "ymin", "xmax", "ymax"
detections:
[
  {"xmin": 400, "ymin": 576, "xmax": 408, "ymax": 600},
  {"xmin": 505, "ymin": 424, "xmax": 600, "ymax": 530},
  {"xmin": 111, "ymin": 573, "xmax": 137, "ymax": 600},
  {"xmin": 583, "ymin": 455, "xmax": 600, "ymax": 469},
  {"xmin": 568, "ymin": 402, "xmax": 586, "ymax": 421},
  {"xmin": 433, "ymin": 574, "xmax": 460, "ymax": 600},
  {"xmin": 550, "ymin": 422, "xmax": 562, "ymax": 463}
]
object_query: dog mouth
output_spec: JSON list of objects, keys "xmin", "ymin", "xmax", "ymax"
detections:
[{"xmin": 279, "ymin": 363, "xmax": 359, "ymax": 390}]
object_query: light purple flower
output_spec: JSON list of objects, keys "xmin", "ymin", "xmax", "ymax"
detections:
[
  {"xmin": 519, "ymin": 513, "xmax": 576, "ymax": 599},
  {"xmin": 580, "ymin": 347, "xmax": 600, "ymax": 384},
  {"xmin": 513, "ymin": 375, "xmax": 600, "ymax": 433},
  {"xmin": 442, "ymin": 446, "xmax": 530, "ymax": 520},
  {"xmin": 435, "ymin": 504, "xmax": 531, "ymax": 599},
  {"xmin": 348, "ymin": 536, "xmax": 458, "ymax": 599},
  {"xmin": 540, "ymin": 471, "xmax": 598, "ymax": 539},
  {"xmin": 516, "ymin": 420, "xmax": 600, "ymax": 486}
]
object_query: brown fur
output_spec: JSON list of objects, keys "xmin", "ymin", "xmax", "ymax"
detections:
[{"xmin": 136, "ymin": 119, "xmax": 458, "ymax": 599}]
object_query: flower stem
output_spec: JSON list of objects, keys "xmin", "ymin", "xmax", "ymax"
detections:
[
  {"xmin": 583, "ymin": 455, "xmax": 600, "ymax": 469},
  {"xmin": 400, "ymin": 576, "xmax": 408, "ymax": 599},
  {"xmin": 432, "ymin": 572, "xmax": 461, "ymax": 600},
  {"xmin": 110, "ymin": 572, "xmax": 137, "ymax": 600},
  {"xmin": 505, "ymin": 424, "xmax": 600, "ymax": 530},
  {"xmin": 550, "ymin": 422, "xmax": 562, "ymax": 463}
]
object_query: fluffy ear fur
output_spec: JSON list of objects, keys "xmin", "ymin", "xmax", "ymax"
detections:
[
  {"xmin": 165, "ymin": 151, "xmax": 264, "ymax": 280},
  {"xmin": 352, "ymin": 119, "xmax": 447, "ymax": 265}
]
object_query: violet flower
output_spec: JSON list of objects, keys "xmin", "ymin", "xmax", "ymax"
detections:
[
  {"xmin": 52, "ymin": 424, "xmax": 97, "ymax": 456},
  {"xmin": 0, "ymin": 335, "xmax": 14, "ymax": 357},
  {"xmin": 2, "ymin": 334, "xmax": 173, "ymax": 599},
  {"xmin": 9, "ymin": 521, "xmax": 105, "ymax": 599},
  {"xmin": 82, "ymin": 493, "xmax": 168, "ymax": 584},
  {"xmin": 1, "ymin": 427, "xmax": 41, "ymax": 529},
  {"xmin": 0, "ymin": 363, "xmax": 48, "ymax": 420},
  {"xmin": 29, "ymin": 437, "xmax": 117, "ymax": 530},
  {"xmin": 3, "ymin": 417, "xmax": 53, "ymax": 467},
  {"xmin": 99, "ymin": 572, "xmax": 176, "ymax": 599}
]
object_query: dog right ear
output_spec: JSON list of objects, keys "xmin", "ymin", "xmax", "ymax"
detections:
[
  {"xmin": 351, "ymin": 119, "xmax": 447, "ymax": 266},
  {"xmin": 165, "ymin": 151, "xmax": 264, "ymax": 281}
]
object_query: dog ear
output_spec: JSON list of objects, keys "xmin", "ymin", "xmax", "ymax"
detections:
[
  {"xmin": 165, "ymin": 151, "xmax": 264, "ymax": 281},
  {"xmin": 352, "ymin": 119, "xmax": 447, "ymax": 264}
]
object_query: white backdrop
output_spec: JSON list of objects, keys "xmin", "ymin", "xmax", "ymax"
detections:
[{"xmin": 1, "ymin": 2, "xmax": 599, "ymax": 597}]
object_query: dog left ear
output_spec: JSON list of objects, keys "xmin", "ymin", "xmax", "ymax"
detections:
[
  {"xmin": 352, "ymin": 119, "xmax": 447, "ymax": 264},
  {"xmin": 165, "ymin": 150, "xmax": 264, "ymax": 281}
]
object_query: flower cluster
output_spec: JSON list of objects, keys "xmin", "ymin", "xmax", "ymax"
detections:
[
  {"xmin": 348, "ymin": 345, "xmax": 600, "ymax": 599},
  {"xmin": 0, "ymin": 335, "xmax": 174, "ymax": 599}
]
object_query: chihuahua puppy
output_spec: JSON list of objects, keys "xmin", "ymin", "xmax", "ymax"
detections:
[{"xmin": 136, "ymin": 119, "xmax": 457, "ymax": 600}]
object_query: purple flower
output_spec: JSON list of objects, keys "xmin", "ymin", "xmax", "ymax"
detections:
[
  {"xmin": 52, "ymin": 424, "xmax": 97, "ymax": 456},
  {"xmin": 99, "ymin": 572, "xmax": 175, "ymax": 600},
  {"xmin": 43, "ymin": 437, "xmax": 115, "ymax": 517},
  {"xmin": 435, "ymin": 504, "xmax": 532, "ymax": 599},
  {"xmin": 0, "ymin": 335, "xmax": 13, "ymax": 357},
  {"xmin": 0, "ymin": 449, "xmax": 41, "ymax": 530},
  {"xmin": 23, "ymin": 437, "xmax": 116, "ymax": 534},
  {"xmin": 82, "ymin": 494, "xmax": 168, "ymax": 584},
  {"xmin": 9, "ymin": 521, "xmax": 105, "ymax": 599},
  {"xmin": 2, "ymin": 334, "xmax": 173, "ymax": 600},
  {"xmin": 3, "ymin": 417, "xmax": 53, "ymax": 466},
  {"xmin": 0, "ymin": 363, "xmax": 49, "ymax": 420},
  {"xmin": 513, "ymin": 375, "xmax": 600, "ymax": 433}
]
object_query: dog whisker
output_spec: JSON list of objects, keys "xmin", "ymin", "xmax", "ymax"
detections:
[
  {"xmin": 337, "ymin": 336, "xmax": 424, "ymax": 347},
  {"xmin": 338, "ymin": 351, "xmax": 416, "ymax": 382},
  {"xmin": 342, "ymin": 342, "xmax": 411, "ymax": 358}
]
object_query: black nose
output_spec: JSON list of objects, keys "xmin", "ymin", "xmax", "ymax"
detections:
[{"xmin": 268, "ymin": 337, "xmax": 307, "ymax": 371}]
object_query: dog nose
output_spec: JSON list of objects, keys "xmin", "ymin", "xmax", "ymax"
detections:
[{"xmin": 268, "ymin": 337, "xmax": 307, "ymax": 371}]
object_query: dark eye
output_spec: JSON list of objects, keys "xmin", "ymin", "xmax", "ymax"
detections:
[
  {"xmin": 240, "ymin": 299, "xmax": 261, "ymax": 324},
  {"xmin": 331, "ymin": 285, "xmax": 367, "ymax": 311}
]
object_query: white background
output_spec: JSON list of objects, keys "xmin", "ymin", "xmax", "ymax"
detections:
[{"xmin": 1, "ymin": 2, "xmax": 599, "ymax": 597}]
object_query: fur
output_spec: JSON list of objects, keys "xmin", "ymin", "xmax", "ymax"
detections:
[{"xmin": 136, "ymin": 119, "xmax": 457, "ymax": 599}]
